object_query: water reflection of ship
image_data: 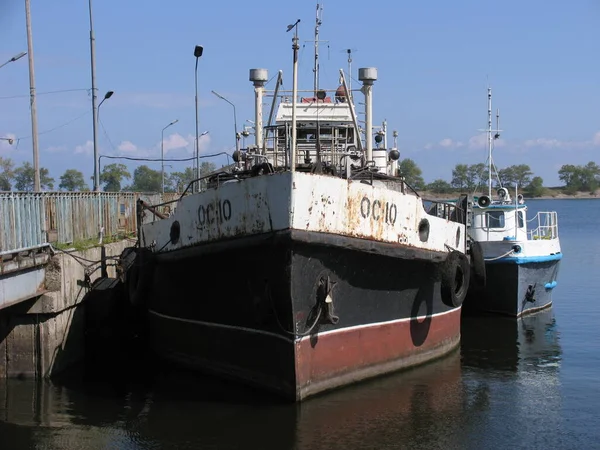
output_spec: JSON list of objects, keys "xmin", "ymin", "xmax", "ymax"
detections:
[
  {"xmin": 290, "ymin": 351, "xmax": 465, "ymax": 450},
  {"xmin": 134, "ymin": 351, "xmax": 466, "ymax": 449},
  {"xmin": 461, "ymin": 307, "xmax": 562, "ymax": 373},
  {"xmin": 1, "ymin": 351, "xmax": 466, "ymax": 449}
]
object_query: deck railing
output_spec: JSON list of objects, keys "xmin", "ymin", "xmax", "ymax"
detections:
[
  {"xmin": 0, "ymin": 192, "xmax": 178, "ymax": 256},
  {"xmin": 528, "ymin": 211, "xmax": 559, "ymax": 240}
]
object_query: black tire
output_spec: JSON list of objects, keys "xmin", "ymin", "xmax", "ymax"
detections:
[
  {"xmin": 251, "ymin": 162, "xmax": 274, "ymax": 177},
  {"xmin": 440, "ymin": 250, "xmax": 471, "ymax": 308},
  {"xmin": 127, "ymin": 248, "xmax": 154, "ymax": 308},
  {"xmin": 469, "ymin": 241, "xmax": 486, "ymax": 289}
]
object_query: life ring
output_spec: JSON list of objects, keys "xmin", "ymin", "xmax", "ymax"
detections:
[
  {"xmin": 127, "ymin": 247, "xmax": 154, "ymax": 308},
  {"xmin": 469, "ymin": 241, "xmax": 486, "ymax": 289},
  {"xmin": 440, "ymin": 250, "xmax": 471, "ymax": 308}
]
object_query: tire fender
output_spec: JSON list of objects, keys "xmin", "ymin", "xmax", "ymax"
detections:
[
  {"xmin": 469, "ymin": 241, "xmax": 486, "ymax": 289},
  {"xmin": 440, "ymin": 250, "xmax": 471, "ymax": 308},
  {"xmin": 127, "ymin": 248, "xmax": 154, "ymax": 308}
]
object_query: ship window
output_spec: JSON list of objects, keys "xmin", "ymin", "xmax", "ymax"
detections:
[
  {"xmin": 518, "ymin": 211, "xmax": 524, "ymax": 228},
  {"xmin": 485, "ymin": 211, "xmax": 505, "ymax": 229}
]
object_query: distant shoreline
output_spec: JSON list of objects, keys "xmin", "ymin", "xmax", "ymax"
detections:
[{"xmin": 420, "ymin": 190, "xmax": 600, "ymax": 201}]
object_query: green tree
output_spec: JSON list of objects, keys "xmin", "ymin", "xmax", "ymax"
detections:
[
  {"xmin": 582, "ymin": 161, "xmax": 600, "ymax": 192},
  {"xmin": 498, "ymin": 164, "xmax": 533, "ymax": 188},
  {"xmin": 426, "ymin": 179, "xmax": 452, "ymax": 194},
  {"xmin": 59, "ymin": 169, "xmax": 89, "ymax": 191},
  {"xmin": 451, "ymin": 164, "xmax": 469, "ymax": 189},
  {"xmin": 497, "ymin": 166, "xmax": 515, "ymax": 187},
  {"xmin": 0, "ymin": 157, "xmax": 15, "ymax": 191},
  {"xmin": 168, "ymin": 167, "xmax": 195, "ymax": 193},
  {"xmin": 100, "ymin": 163, "xmax": 131, "ymax": 192},
  {"xmin": 398, "ymin": 158, "xmax": 425, "ymax": 190},
  {"xmin": 168, "ymin": 162, "xmax": 217, "ymax": 192},
  {"xmin": 525, "ymin": 176, "xmax": 546, "ymax": 197},
  {"xmin": 558, "ymin": 162, "xmax": 599, "ymax": 193},
  {"xmin": 200, "ymin": 161, "xmax": 217, "ymax": 177},
  {"xmin": 129, "ymin": 165, "xmax": 162, "ymax": 192},
  {"xmin": 13, "ymin": 162, "xmax": 54, "ymax": 191},
  {"xmin": 511, "ymin": 164, "xmax": 533, "ymax": 188},
  {"xmin": 467, "ymin": 163, "xmax": 487, "ymax": 190}
]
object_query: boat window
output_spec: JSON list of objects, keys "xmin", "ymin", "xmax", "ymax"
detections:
[
  {"xmin": 485, "ymin": 211, "xmax": 505, "ymax": 229},
  {"xmin": 518, "ymin": 211, "xmax": 524, "ymax": 228}
]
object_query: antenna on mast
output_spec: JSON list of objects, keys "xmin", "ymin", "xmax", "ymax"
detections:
[
  {"xmin": 313, "ymin": 3, "xmax": 323, "ymax": 95},
  {"xmin": 487, "ymin": 87, "xmax": 492, "ymax": 198},
  {"xmin": 478, "ymin": 86, "xmax": 503, "ymax": 198},
  {"xmin": 346, "ymin": 48, "xmax": 357, "ymax": 101}
]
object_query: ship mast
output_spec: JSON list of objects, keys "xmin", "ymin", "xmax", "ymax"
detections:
[
  {"xmin": 312, "ymin": 4, "xmax": 324, "ymax": 167},
  {"xmin": 313, "ymin": 3, "xmax": 323, "ymax": 95},
  {"xmin": 484, "ymin": 87, "xmax": 502, "ymax": 198},
  {"xmin": 487, "ymin": 87, "xmax": 492, "ymax": 198},
  {"xmin": 346, "ymin": 48, "xmax": 354, "ymax": 102}
]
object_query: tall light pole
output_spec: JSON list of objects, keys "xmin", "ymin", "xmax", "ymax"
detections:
[
  {"xmin": 286, "ymin": 19, "xmax": 300, "ymax": 173},
  {"xmin": 0, "ymin": 51, "xmax": 26, "ymax": 70},
  {"xmin": 193, "ymin": 45, "xmax": 203, "ymax": 193},
  {"xmin": 24, "ymin": 0, "xmax": 40, "ymax": 191},
  {"xmin": 161, "ymin": 119, "xmax": 178, "ymax": 194},
  {"xmin": 88, "ymin": 0, "xmax": 101, "ymax": 192},
  {"xmin": 211, "ymin": 90, "xmax": 238, "ymax": 151}
]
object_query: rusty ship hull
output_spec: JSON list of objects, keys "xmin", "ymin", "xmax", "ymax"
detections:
[
  {"xmin": 144, "ymin": 228, "xmax": 462, "ymax": 401},
  {"xmin": 132, "ymin": 171, "xmax": 467, "ymax": 401}
]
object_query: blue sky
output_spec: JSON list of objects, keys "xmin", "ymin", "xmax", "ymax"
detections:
[{"xmin": 1, "ymin": 0, "xmax": 599, "ymax": 188}]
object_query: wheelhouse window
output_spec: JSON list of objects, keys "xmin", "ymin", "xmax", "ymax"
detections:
[
  {"xmin": 485, "ymin": 211, "xmax": 505, "ymax": 229},
  {"xmin": 518, "ymin": 211, "xmax": 524, "ymax": 228}
]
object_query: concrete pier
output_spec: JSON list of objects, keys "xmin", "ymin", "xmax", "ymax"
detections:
[{"xmin": 0, "ymin": 240, "xmax": 133, "ymax": 379}]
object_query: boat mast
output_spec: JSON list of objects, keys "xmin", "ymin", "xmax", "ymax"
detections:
[
  {"xmin": 313, "ymin": 4, "xmax": 323, "ymax": 95},
  {"xmin": 346, "ymin": 48, "xmax": 353, "ymax": 102},
  {"xmin": 484, "ymin": 87, "xmax": 502, "ymax": 198},
  {"xmin": 487, "ymin": 87, "xmax": 493, "ymax": 198},
  {"xmin": 313, "ymin": 4, "xmax": 323, "ymax": 167}
]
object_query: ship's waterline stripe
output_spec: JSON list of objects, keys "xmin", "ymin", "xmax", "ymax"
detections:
[
  {"xmin": 147, "ymin": 307, "xmax": 460, "ymax": 344},
  {"xmin": 487, "ymin": 253, "xmax": 563, "ymax": 264}
]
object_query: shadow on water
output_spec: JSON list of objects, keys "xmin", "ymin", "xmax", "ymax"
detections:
[
  {"xmin": 0, "ymin": 343, "xmax": 474, "ymax": 450},
  {"xmin": 0, "ymin": 305, "xmax": 565, "ymax": 450}
]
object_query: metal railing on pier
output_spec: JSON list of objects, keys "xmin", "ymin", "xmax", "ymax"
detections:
[{"xmin": 0, "ymin": 192, "xmax": 178, "ymax": 256}]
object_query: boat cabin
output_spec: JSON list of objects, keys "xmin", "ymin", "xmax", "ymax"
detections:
[
  {"xmin": 264, "ymin": 90, "xmax": 359, "ymax": 172},
  {"xmin": 469, "ymin": 188, "xmax": 528, "ymax": 242}
]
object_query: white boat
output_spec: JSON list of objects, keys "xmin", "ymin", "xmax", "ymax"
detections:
[
  {"xmin": 463, "ymin": 88, "xmax": 562, "ymax": 317},
  {"xmin": 126, "ymin": 5, "xmax": 471, "ymax": 401}
]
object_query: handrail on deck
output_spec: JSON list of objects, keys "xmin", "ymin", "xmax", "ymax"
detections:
[{"xmin": 528, "ymin": 211, "xmax": 559, "ymax": 240}]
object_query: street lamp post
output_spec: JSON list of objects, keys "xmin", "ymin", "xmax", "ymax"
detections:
[
  {"xmin": 24, "ymin": 0, "xmax": 40, "ymax": 191},
  {"xmin": 88, "ymin": 0, "xmax": 104, "ymax": 192},
  {"xmin": 0, "ymin": 51, "xmax": 27, "ymax": 70},
  {"xmin": 98, "ymin": 90, "xmax": 113, "ymax": 109},
  {"xmin": 286, "ymin": 19, "xmax": 301, "ymax": 173},
  {"xmin": 97, "ymin": 90, "xmax": 113, "ymax": 124},
  {"xmin": 211, "ymin": 90, "xmax": 238, "ymax": 151},
  {"xmin": 161, "ymin": 119, "xmax": 179, "ymax": 194},
  {"xmin": 0, "ymin": 138, "xmax": 15, "ymax": 145},
  {"xmin": 193, "ymin": 45, "xmax": 204, "ymax": 193}
]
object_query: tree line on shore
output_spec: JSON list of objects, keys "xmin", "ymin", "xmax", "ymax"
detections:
[
  {"xmin": 397, "ymin": 159, "xmax": 600, "ymax": 196},
  {"xmin": 0, "ymin": 157, "xmax": 216, "ymax": 192},
  {"xmin": 0, "ymin": 155, "xmax": 598, "ymax": 196}
]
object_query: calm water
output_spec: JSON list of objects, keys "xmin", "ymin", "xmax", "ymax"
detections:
[{"xmin": 1, "ymin": 199, "xmax": 599, "ymax": 450}]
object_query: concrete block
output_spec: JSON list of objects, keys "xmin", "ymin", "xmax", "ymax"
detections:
[{"xmin": 0, "ymin": 239, "xmax": 134, "ymax": 380}]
